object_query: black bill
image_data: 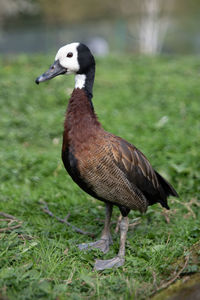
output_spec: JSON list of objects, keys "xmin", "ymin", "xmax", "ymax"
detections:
[{"xmin": 35, "ymin": 60, "xmax": 67, "ymax": 84}]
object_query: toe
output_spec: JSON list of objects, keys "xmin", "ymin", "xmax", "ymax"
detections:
[
  {"xmin": 94, "ymin": 256, "xmax": 124, "ymax": 270},
  {"xmin": 78, "ymin": 239, "xmax": 110, "ymax": 253},
  {"xmin": 78, "ymin": 243, "xmax": 90, "ymax": 251}
]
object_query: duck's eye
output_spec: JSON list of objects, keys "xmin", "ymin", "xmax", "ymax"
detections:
[{"xmin": 67, "ymin": 52, "xmax": 73, "ymax": 58}]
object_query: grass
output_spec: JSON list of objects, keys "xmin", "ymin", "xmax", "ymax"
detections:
[{"xmin": 0, "ymin": 53, "xmax": 200, "ymax": 300}]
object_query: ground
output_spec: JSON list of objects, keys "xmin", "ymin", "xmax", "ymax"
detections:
[{"xmin": 0, "ymin": 54, "xmax": 200, "ymax": 299}]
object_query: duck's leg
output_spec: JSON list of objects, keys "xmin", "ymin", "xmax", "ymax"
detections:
[
  {"xmin": 78, "ymin": 203, "xmax": 113, "ymax": 253},
  {"xmin": 94, "ymin": 216, "xmax": 129, "ymax": 270}
]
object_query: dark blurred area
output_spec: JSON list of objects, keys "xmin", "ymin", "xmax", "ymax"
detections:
[{"xmin": 0, "ymin": 0, "xmax": 200, "ymax": 55}]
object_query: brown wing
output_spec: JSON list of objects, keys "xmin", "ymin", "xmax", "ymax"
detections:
[{"xmin": 109, "ymin": 134, "xmax": 170, "ymax": 208}]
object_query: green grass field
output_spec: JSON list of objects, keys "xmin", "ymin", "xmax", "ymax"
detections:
[{"xmin": 0, "ymin": 54, "xmax": 200, "ymax": 300}]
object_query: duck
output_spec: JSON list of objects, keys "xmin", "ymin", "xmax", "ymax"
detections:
[{"xmin": 35, "ymin": 42, "xmax": 178, "ymax": 270}]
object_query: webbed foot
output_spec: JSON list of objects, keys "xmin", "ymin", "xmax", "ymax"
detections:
[
  {"xmin": 78, "ymin": 238, "xmax": 112, "ymax": 254},
  {"xmin": 94, "ymin": 256, "xmax": 125, "ymax": 270}
]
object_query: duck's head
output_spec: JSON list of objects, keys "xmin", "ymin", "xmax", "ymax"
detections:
[{"xmin": 35, "ymin": 42, "xmax": 95, "ymax": 84}]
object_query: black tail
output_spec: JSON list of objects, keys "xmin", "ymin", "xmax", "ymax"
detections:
[
  {"xmin": 155, "ymin": 171, "xmax": 179, "ymax": 197},
  {"xmin": 155, "ymin": 171, "xmax": 179, "ymax": 210}
]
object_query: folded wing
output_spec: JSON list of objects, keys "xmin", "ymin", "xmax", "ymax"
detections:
[{"xmin": 110, "ymin": 134, "xmax": 178, "ymax": 209}]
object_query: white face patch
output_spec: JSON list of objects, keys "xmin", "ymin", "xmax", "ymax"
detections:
[
  {"xmin": 75, "ymin": 74, "xmax": 86, "ymax": 89},
  {"xmin": 55, "ymin": 42, "xmax": 80, "ymax": 74}
]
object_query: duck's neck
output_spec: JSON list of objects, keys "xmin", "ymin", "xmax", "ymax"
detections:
[
  {"xmin": 63, "ymin": 88, "xmax": 101, "ymax": 150},
  {"xmin": 75, "ymin": 65, "xmax": 95, "ymax": 100},
  {"xmin": 64, "ymin": 64, "xmax": 101, "ymax": 143},
  {"xmin": 65, "ymin": 88, "xmax": 100, "ymax": 128},
  {"xmin": 64, "ymin": 64, "xmax": 101, "ymax": 142}
]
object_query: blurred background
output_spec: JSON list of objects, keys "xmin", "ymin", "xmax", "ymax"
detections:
[
  {"xmin": 1, "ymin": 2, "xmax": 200, "ymax": 299},
  {"xmin": 0, "ymin": 0, "xmax": 200, "ymax": 56}
]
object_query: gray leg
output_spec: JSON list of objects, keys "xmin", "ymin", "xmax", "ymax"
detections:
[
  {"xmin": 94, "ymin": 216, "xmax": 129, "ymax": 270},
  {"xmin": 78, "ymin": 203, "xmax": 113, "ymax": 253},
  {"xmin": 115, "ymin": 213, "xmax": 122, "ymax": 233}
]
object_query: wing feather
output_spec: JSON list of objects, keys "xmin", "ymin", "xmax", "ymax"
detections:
[{"xmin": 110, "ymin": 135, "xmax": 160, "ymax": 199}]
